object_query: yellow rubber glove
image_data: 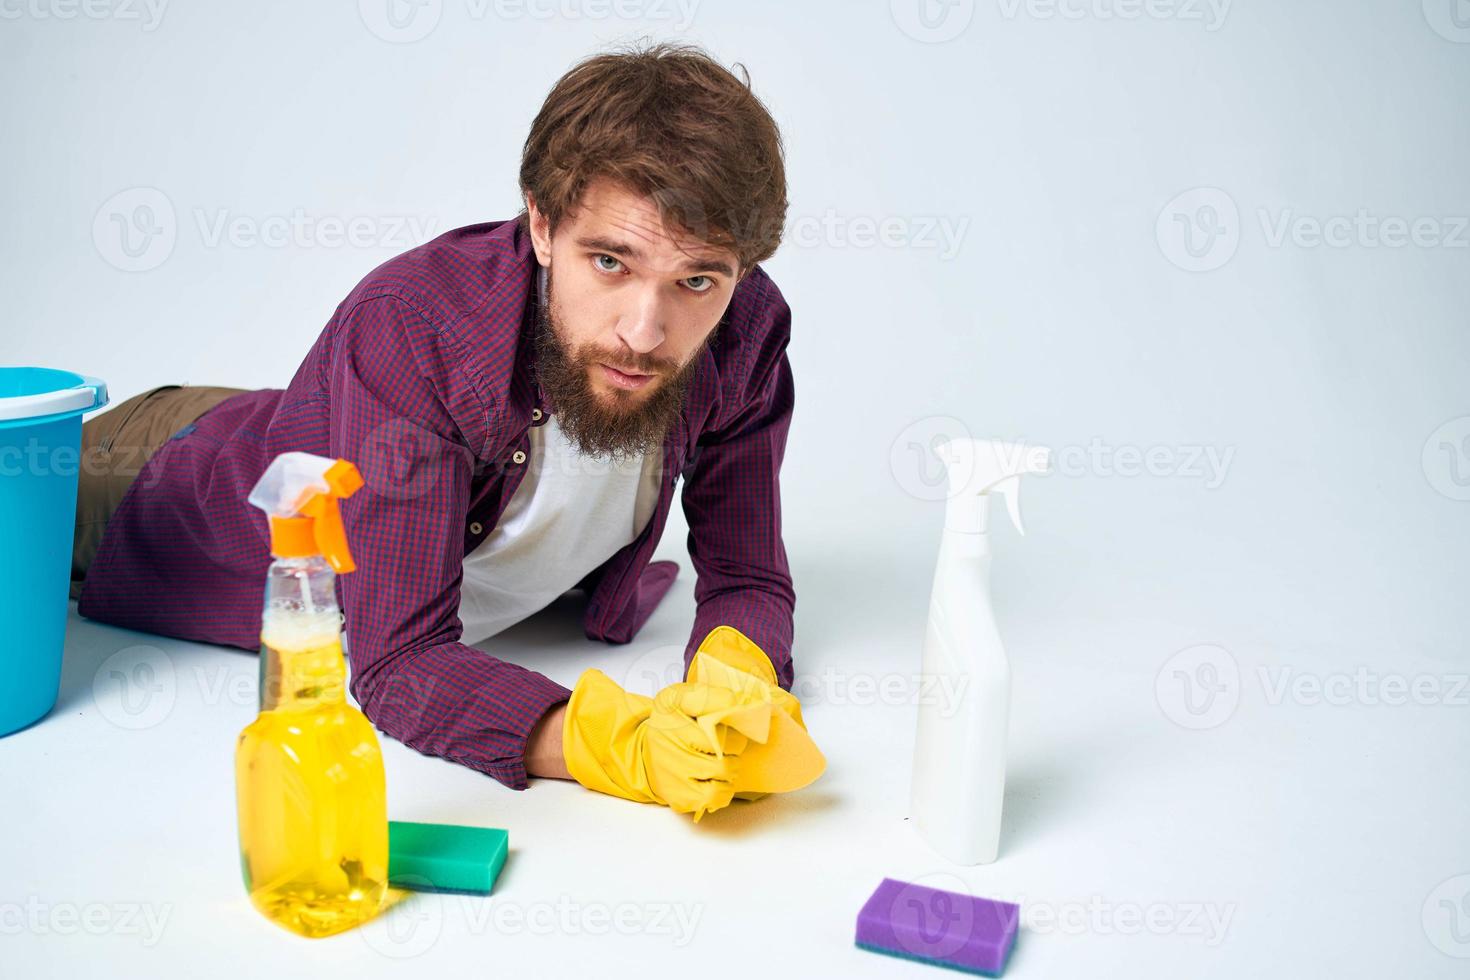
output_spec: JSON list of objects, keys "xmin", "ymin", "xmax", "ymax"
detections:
[
  {"xmin": 562, "ymin": 669, "xmax": 770, "ymax": 820},
  {"xmin": 687, "ymin": 625, "xmax": 824, "ymax": 800},
  {"xmin": 691, "ymin": 624, "xmax": 783, "ymax": 686}
]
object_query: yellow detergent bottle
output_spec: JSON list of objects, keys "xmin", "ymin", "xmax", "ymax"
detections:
[{"xmin": 235, "ymin": 452, "xmax": 388, "ymax": 938}]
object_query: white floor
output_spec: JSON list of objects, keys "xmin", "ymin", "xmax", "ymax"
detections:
[{"xmin": 5, "ymin": 522, "xmax": 1468, "ymax": 979}]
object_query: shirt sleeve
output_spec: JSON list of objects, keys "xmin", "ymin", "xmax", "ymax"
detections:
[
  {"xmin": 327, "ymin": 293, "xmax": 570, "ymax": 790},
  {"xmin": 679, "ymin": 293, "xmax": 798, "ymax": 690}
]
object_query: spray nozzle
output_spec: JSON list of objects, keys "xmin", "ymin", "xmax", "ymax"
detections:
[
  {"xmin": 935, "ymin": 438, "xmax": 1051, "ymax": 535},
  {"xmin": 246, "ymin": 452, "xmax": 364, "ymax": 573}
]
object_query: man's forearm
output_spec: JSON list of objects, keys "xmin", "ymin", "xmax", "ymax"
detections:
[{"xmin": 525, "ymin": 703, "xmax": 570, "ymax": 779}]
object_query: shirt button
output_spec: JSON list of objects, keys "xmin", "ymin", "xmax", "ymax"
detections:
[
  {"xmin": 512, "ymin": 450, "xmax": 527, "ymax": 465},
  {"xmin": 531, "ymin": 408, "xmax": 543, "ymax": 422},
  {"xmin": 469, "ymin": 521, "xmax": 483, "ymax": 535}
]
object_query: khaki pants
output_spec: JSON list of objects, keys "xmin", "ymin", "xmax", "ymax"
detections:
[{"xmin": 70, "ymin": 383, "xmax": 251, "ymax": 600}]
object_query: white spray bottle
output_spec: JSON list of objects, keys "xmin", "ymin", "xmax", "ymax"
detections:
[{"xmin": 910, "ymin": 437, "xmax": 1051, "ymax": 865}]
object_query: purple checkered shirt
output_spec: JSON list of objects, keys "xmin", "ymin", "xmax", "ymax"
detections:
[{"xmin": 77, "ymin": 217, "xmax": 796, "ymax": 789}]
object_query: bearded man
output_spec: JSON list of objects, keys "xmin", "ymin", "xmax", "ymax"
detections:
[{"xmin": 70, "ymin": 42, "xmax": 822, "ymax": 817}]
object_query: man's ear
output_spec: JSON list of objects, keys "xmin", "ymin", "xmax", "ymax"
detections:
[{"xmin": 525, "ymin": 193, "xmax": 553, "ymax": 267}]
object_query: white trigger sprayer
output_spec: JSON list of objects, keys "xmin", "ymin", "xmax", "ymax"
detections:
[{"xmin": 910, "ymin": 438, "xmax": 1051, "ymax": 865}]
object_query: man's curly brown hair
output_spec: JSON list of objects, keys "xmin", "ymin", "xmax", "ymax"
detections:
[{"xmin": 517, "ymin": 40, "xmax": 788, "ymax": 279}]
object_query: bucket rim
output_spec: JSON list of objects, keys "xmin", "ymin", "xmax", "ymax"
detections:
[{"xmin": 0, "ymin": 367, "xmax": 109, "ymax": 424}]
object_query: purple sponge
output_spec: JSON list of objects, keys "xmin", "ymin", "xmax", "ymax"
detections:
[{"xmin": 855, "ymin": 877, "xmax": 1020, "ymax": 977}]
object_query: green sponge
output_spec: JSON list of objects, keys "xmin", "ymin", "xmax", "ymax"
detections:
[{"xmin": 387, "ymin": 821, "xmax": 509, "ymax": 895}]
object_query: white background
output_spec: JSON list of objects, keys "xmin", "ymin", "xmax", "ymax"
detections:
[{"xmin": 3, "ymin": 1, "xmax": 1469, "ymax": 977}]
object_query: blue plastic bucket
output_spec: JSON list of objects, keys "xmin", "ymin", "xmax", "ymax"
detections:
[{"xmin": 0, "ymin": 367, "xmax": 108, "ymax": 736}]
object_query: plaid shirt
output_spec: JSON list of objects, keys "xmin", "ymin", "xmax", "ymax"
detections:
[{"xmin": 78, "ymin": 218, "xmax": 796, "ymax": 789}]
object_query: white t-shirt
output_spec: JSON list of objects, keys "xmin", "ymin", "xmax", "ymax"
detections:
[{"xmin": 456, "ymin": 411, "xmax": 664, "ymax": 644}]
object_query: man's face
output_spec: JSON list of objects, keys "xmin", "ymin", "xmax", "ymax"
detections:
[{"xmin": 527, "ymin": 179, "xmax": 741, "ymax": 459}]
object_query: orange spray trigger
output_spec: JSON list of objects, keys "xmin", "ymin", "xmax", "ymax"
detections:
[
  {"xmin": 249, "ymin": 453, "xmax": 365, "ymax": 571},
  {"xmin": 299, "ymin": 460, "xmax": 362, "ymax": 574}
]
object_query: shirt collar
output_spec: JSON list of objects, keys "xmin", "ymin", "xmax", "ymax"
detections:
[{"xmin": 527, "ymin": 259, "xmax": 556, "ymax": 421}]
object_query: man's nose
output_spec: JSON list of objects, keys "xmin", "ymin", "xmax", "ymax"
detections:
[{"xmin": 615, "ymin": 285, "xmax": 668, "ymax": 356}]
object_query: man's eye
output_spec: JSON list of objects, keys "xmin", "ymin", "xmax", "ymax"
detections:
[
  {"xmin": 684, "ymin": 275, "xmax": 714, "ymax": 293},
  {"xmin": 594, "ymin": 254, "xmax": 623, "ymax": 273}
]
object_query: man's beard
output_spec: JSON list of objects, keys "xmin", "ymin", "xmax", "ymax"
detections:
[{"xmin": 533, "ymin": 264, "xmax": 709, "ymax": 461}]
